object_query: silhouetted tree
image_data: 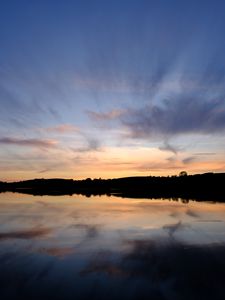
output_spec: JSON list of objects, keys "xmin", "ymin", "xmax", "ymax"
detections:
[{"xmin": 179, "ymin": 171, "xmax": 188, "ymax": 177}]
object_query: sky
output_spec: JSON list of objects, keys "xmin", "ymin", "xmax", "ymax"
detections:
[{"xmin": 0, "ymin": 0, "xmax": 225, "ymax": 181}]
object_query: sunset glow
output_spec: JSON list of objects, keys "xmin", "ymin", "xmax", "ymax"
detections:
[{"xmin": 1, "ymin": 1, "xmax": 225, "ymax": 181}]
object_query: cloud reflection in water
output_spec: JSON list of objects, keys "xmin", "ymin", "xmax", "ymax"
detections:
[{"xmin": 0, "ymin": 193, "xmax": 225, "ymax": 299}]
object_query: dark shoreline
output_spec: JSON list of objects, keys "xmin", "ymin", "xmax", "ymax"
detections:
[{"xmin": 1, "ymin": 172, "xmax": 225, "ymax": 202}]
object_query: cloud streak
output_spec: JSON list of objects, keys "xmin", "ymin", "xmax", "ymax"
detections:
[
  {"xmin": 87, "ymin": 109, "xmax": 124, "ymax": 122},
  {"xmin": 72, "ymin": 137, "xmax": 102, "ymax": 153},
  {"xmin": 122, "ymin": 96, "xmax": 225, "ymax": 139},
  {"xmin": 44, "ymin": 124, "xmax": 80, "ymax": 134},
  {"xmin": 0, "ymin": 137, "xmax": 58, "ymax": 148},
  {"xmin": 182, "ymin": 156, "xmax": 196, "ymax": 164},
  {"xmin": 159, "ymin": 141, "xmax": 180, "ymax": 155}
]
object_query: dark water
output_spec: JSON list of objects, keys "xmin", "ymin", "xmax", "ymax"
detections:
[{"xmin": 0, "ymin": 193, "xmax": 225, "ymax": 300}]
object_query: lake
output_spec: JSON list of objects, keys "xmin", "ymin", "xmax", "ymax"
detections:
[{"xmin": 0, "ymin": 192, "xmax": 225, "ymax": 300}]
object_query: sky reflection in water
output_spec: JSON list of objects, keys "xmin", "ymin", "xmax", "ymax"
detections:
[{"xmin": 0, "ymin": 193, "xmax": 225, "ymax": 300}]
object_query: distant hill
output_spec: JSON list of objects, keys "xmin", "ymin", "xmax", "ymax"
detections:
[{"xmin": 0, "ymin": 173, "xmax": 225, "ymax": 202}]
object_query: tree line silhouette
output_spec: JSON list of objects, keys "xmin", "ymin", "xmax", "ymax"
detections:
[{"xmin": 0, "ymin": 172, "xmax": 225, "ymax": 202}]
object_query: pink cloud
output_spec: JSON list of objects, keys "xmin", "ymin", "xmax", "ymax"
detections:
[
  {"xmin": 45, "ymin": 124, "xmax": 80, "ymax": 134},
  {"xmin": 87, "ymin": 109, "xmax": 124, "ymax": 121},
  {"xmin": 0, "ymin": 137, "xmax": 58, "ymax": 148}
]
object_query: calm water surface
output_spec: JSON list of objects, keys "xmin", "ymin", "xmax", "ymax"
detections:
[{"xmin": 0, "ymin": 192, "xmax": 225, "ymax": 300}]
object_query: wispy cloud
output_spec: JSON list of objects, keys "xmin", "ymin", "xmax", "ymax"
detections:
[
  {"xmin": 182, "ymin": 156, "xmax": 196, "ymax": 164},
  {"xmin": 44, "ymin": 124, "xmax": 80, "ymax": 134},
  {"xmin": 38, "ymin": 163, "xmax": 67, "ymax": 173},
  {"xmin": 72, "ymin": 137, "xmax": 102, "ymax": 153},
  {"xmin": 0, "ymin": 137, "xmax": 58, "ymax": 148},
  {"xmin": 122, "ymin": 96, "xmax": 225, "ymax": 139},
  {"xmin": 159, "ymin": 141, "xmax": 180, "ymax": 155},
  {"xmin": 194, "ymin": 152, "xmax": 216, "ymax": 156},
  {"xmin": 87, "ymin": 109, "xmax": 124, "ymax": 122}
]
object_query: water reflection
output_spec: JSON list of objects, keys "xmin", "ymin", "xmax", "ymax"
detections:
[{"xmin": 0, "ymin": 193, "xmax": 225, "ymax": 299}]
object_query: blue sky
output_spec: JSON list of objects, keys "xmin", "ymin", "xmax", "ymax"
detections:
[{"xmin": 0, "ymin": 0, "xmax": 225, "ymax": 180}]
